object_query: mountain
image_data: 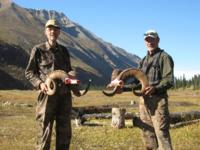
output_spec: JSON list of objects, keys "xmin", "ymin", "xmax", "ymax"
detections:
[{"xmin": 0, "ymin": 0, "xmax": 141, "ymax": 89}]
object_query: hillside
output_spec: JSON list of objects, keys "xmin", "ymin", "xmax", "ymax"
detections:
[{"xmin": 0, "ymin": 0, "xmax": 140, "ymax": 89}]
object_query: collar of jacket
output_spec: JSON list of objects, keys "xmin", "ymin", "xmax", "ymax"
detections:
[
  {"xmin": 45, "ymin": 41, "xmax": 59, "ymax": 50},
  {"xmin": 147, "ymin": 47, "xmax": 161, "ymax": 56}
]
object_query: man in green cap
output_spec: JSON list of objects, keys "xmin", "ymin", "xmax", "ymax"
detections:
[
  {"xmin": 138, "ymin": 29, "xmax": 174, "ymax": 150},
  {"xmin": 25, "ymin": 19, "xmax": 73, "ymax": 150}
]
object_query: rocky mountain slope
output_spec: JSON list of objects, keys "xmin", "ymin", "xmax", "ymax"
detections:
[{"xmin": 0, "ymin": 0, "xmax": 140, "ymax": 89}]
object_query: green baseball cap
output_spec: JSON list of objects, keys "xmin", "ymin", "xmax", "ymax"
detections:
[
  {"xmin": 144, "ymin": 29, "xmax": 159, "ymax": 39},
  {"xmin": 45, "ymin": 19, "xmax": 60, "ymax": 29}
]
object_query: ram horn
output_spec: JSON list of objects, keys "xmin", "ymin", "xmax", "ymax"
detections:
[
  {"xmin": 102, "ymin": 68, "xmax": 149, "ymax": 96},
  {"xmin": 70, "ymin": 79, "xmax": 92, "ymax": 97},
  {"xmin": 45, "ymin": 70, "xmax": 91, "ymax": 96},
  {"xmin": 45, "ymin": 70, "xmax": 68, "ymax": 95}
]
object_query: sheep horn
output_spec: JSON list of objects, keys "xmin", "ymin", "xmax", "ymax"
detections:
[
  {"xmin": 71, "ymin": 79, "xmax": 92, "ymax": 97},
  {"xmin": 45, "ymin": 70, "xmax": 91, "ymax": 96},
  {"xmin": 102, "ymin": 68, "xmax": 149, "ymax": 96},
  {"xmin": 45, "ymin": 70, "xmax": 68, "ymax": 95}
]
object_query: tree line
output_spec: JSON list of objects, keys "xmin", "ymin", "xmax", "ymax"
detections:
[
  {"xmin": 174, "ymin": 74, "xmax": 200, "ymax": 90},
  {"xmin": 90, "ymin": 74, "xmax": 200, "ymax": 90}
]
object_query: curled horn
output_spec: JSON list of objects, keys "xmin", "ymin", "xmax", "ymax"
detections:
[
  {"xmin": 45, "ymin": 70, "xmax": 68, "ymax": 95},
  {"xmin": 71, "ymin": 79, "xmax": 92, "ymax": 97},
  {"xmin": 102, "ymin": 68, "xmax": 149, "ymax": 96},
  {"xmin": 45, "ymin": 70, "xmax": 91, "ymax": 96},
  {"xmin": 68, "ymin": 71, "xmax": 92, "ymax": 97}
]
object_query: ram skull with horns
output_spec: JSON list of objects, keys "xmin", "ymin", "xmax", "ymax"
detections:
[
  {"xmin": 44, "ymin": 70, "xmax": 91, "ymax": 96},
  {"xmin": 102, "ymin": 68, "xmax": 149, "ymax": 96}
]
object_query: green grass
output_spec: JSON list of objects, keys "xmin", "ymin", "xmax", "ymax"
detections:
[
  {"xmin": 0, "ymin": 90, "xmax": 200, "ymax": 150},
  {"xmin": 71, "ymin": 121, "xmax": 143, "ymax": 150}
]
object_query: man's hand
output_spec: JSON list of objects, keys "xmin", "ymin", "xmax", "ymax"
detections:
[
  {"xmin": 144, "ymin": 86, "xmax": 156, "ymax": 96},
  {"xmin": 40, "ymin": 82, "xmax": 48, "ymax": 94}
]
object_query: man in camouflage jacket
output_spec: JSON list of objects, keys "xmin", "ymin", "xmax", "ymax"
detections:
[
  {"xmin": 25, "ymin": 19, "xmax": 73, "ymax": 150},
  {"xmin": 138, "ymin": 29, "xmax": 174, "ymax": 150}
]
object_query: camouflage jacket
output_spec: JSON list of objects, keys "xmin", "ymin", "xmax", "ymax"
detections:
[
  {"xmin": 25, "ymin": 42, "xmax": 72, "ymax": 89},
  {"xmin": 139, "ymin": 48, "xmax": 174, "ymax": 94}
]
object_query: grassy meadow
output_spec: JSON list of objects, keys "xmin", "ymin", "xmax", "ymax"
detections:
[{"xmin": 0, "ymin": 89, "xmax": 200, "ymax": 150}]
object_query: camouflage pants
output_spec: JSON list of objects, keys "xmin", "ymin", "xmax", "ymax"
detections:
[
  {"xmin": 36, "ymin": 90, "xmax": 72, "ymax": 150},
  {"xmin": 139, "ymin": 95, "xmax": 172, "ymax": 150}
]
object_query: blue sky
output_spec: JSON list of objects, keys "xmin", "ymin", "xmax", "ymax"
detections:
[{"xmin": 13, "ymin": 0, "xmax": 200, "ymax": 79}]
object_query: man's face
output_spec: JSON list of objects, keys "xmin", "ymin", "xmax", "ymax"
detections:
[
  {"xmin": 144, "ymin": 37, "xmax": 159, "ymax": 54},
  {"xmin": 45, "ymin": 26, "xmax": 60, "ymax": 43}
]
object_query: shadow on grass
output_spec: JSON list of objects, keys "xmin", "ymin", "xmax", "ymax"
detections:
[{"xmin": 82, "ymin": 122, "xmax": 104, "ymax": 127}]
